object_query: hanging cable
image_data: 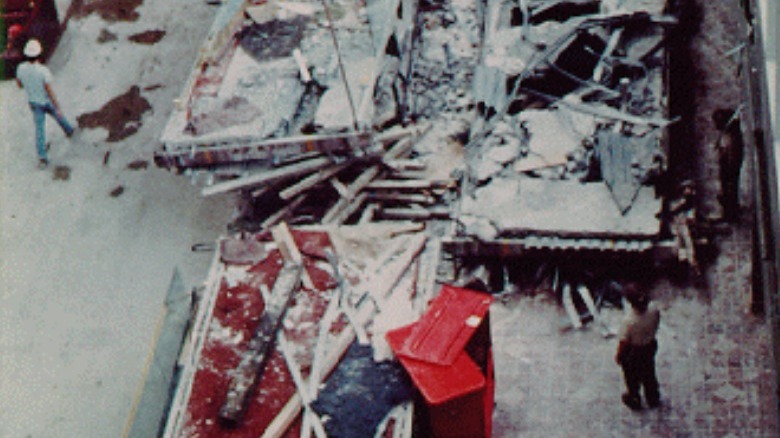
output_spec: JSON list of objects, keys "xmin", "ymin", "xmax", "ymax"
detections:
[{"xmin": 320, "ymin": 0, "xmax": 360, "ymax": 131}]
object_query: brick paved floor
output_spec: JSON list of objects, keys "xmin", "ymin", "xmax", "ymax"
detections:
[{"xmin": 491, "ymin": 220, "xmax": 778, "ymax": 437}]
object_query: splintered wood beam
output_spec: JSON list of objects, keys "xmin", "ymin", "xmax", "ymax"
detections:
[
  {"xmin": 271, "ymin": 222, "xmax": 315, "ymax": 290},
  {"xmin": 277, "ymin": 334, "xmax": 327, "ymax": 438},
  {"xmin": 322, "ymin": 166, "xmax": 382, "ymax": 224},
  {"xmin": 378, "ymin": 207, "xmax": 431, "ymax": 220},
  {"xmin": 368, "ymin": 193, "xmax": 436, "ymax": 204},
  {"xmin": 359, "ymin": 204, "xmax": 377, "ymax": 224},
  {"xmin": 576, "ymin": 284, "xmax": 615, "ymax": 338},
  {"xmin": 381, "ymin": 136, "xmax": 415, "ymax": 164},
  {"xmin": 332, "ymin": 192, "xmax": 369, "ymax": 225},
  {"xmin": 366, "ymin": 179, "xmax": 453, "ymax": 190},
  {"xmin": 321, "ymin": 136, "xmax": 419, "ymax": 223},
  {"xmin": 218, "ymin": 263, "xmax": 302, "ymax": 427},
  {"xmin": 385, "ymin": 158, "xmax": 427, "ymax": 172},
  {"xmin": 261, "ymin": 194, "xmax": 308, "ymax": 229},
  {"xmin": 279, "ymin": 162, "xmax": 352, "ymax": 200},
  {"xmin": 561, "ymin": 282, "xmax": 582, "ymax": 329},
  {"xmin": 202, "ymin": 157, "xmax": 332, "ymax": 197},
  {"xmin": 374, "ymin": 122, "xmax": 431, "ymax": 144},
  {"xmin": 330, "ymin": 179, "xmax": 351, "ymax": 198},
  {"xmin": 592, "ymin": 29, "xmax": 623, "ymax": 82}
]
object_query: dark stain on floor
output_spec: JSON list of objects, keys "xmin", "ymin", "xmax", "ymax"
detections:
[
  {"xmin": 52, "ymin": 166, "xmax": 71, "ymax": 181},
  {"xmin": 77, "ymin": 86, "xmax": 152, "ymax": 142},
  {"xmin": 128, "ymin": 30, "xmax": 166, "ymax": 45},
  {"xmin": 67, "ymin": 0, "xmax": 145, "ymax": 22},
  {"xmin": 110, "ymin": 186, "xmax": 125, "ymax": 197},
  {"xmin": 127, "ymin": 160, "xmax": 149, "ymax": 170},
  {"xmin": 97, "ymin": 29, "xmax": 118, "ymax": 44}
]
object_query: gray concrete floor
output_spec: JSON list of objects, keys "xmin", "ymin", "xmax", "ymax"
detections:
[
  {"xmin": 0, "ymin": 1, "xmax": 231, "ymax": 436},
  {"xmin": 491, "ymin": 221, "xmax": 778, "ymax": 437}
]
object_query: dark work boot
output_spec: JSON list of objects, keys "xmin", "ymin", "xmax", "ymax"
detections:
[{"xmin": 622, "ymin": 393, "xmax": 642, "ymax": 411}]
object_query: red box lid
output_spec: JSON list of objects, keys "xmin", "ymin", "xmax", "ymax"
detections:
[
  {"xmin": 387, "ymin": 324, "xmax": 486, "ymax": 404},
  {"xmin": 391, "ymin": 285, "xmax": 493, "ymax": 366}
]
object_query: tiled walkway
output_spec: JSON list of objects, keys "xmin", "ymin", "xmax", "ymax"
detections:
[{"xmin": 491, "ymin": 221, "xmax": 778, "ymax": 437}]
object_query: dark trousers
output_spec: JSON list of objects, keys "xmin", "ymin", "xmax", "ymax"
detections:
[
  {"xmin": 620, "ymin": 340, "xmax": 660, "ymax": 405},
  {"xmin": 719, "ymin": 167, "xmax": 740, "ymax": 222}
]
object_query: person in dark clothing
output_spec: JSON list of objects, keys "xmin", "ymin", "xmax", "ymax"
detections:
[
  {"xmin": 713, "ymin": 108, "xmax": 745, "ymax": 223},
  {"xmin": 615, "ymin": 285, "xmax": 661, "ymax": 410}
]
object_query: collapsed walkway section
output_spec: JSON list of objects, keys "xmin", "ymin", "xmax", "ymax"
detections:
[{"xmin": 155, "ymin": 0, "xmax": 683, "ymax": 258}]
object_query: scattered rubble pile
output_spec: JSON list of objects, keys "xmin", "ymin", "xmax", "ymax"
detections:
[
  {"xmin": 457, "ymin": 0, "xmax": 677, "ymax": 250},
  {"xmin": 153, "ymin": 0, "xmax": 698, "ymax": 435}
]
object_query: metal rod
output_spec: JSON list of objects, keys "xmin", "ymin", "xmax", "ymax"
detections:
[{"xmin": 321, "ymin": 0, "xmax": 360, "ymax": 130}]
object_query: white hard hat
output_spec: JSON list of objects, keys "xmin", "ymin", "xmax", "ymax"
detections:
[{"xmin": 24, "ymin": 39, "xmax": 43, "ymax": 58}]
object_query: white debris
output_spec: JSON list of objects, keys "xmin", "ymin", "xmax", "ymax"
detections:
[
  {"xmin": 223, "ymin": 265, "xmax": 251, "ymax": 288},
  {"xmin": 459, "ymin": 215, "xmax": 499, "ymax": 241}
]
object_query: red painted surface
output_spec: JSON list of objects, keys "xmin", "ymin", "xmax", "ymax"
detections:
[
  {"xmin": 386, "ymin": 325, "xmax": 485, "ymax": 404},
  {"xmin": 178, "ymin": 231, "xmax": 342, "ymax": 437},
  {"xmin": 392, "ymin": 285, "xmax": 493, "ymax": 366},
  {"xmin": 385, "ymin": 285, "xmax": 495, "ymax": 438}
]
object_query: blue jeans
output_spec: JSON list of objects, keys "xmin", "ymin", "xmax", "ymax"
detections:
[{"xmin": 30, "ymin": 102, "xmax": 74, "ymax": 160}]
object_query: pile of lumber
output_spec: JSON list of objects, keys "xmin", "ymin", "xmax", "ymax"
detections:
[
  {"xmin": 163, "ymin": 222, "xmax": 442, "ymax": 437},
  {"xmin": 204, "ymin": 124, "xmax": 459, "ymax": 231}
]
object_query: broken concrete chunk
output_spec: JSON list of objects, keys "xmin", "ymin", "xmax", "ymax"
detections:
[
  {"xmin": 459, "ymin": 215, "xmax": 499, "ymax": 241},
  {"xmin": 513, "ymin": 109, "xmax": 585, "ymax": 172},
  {"xmin": 314, "ymin": 57, "xmax": 376, "ymax": 130},
  {"xmin": 487, "ymin": 138, "xmax": 521, "ymax": 164},
  {"xmin": 473, "ymin": 156, "xmax": 504, "ymax": 183},
  {"xmin": 220, "ymin": 238, "xmax": 268, "ymax": 265}
]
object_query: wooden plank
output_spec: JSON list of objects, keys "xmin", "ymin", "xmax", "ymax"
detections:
[
  {"xmin": 366, "ymin": 179, "xmax": 452, "ymax": 190},
  {"xmin": 330, "ymin": 179, "xmax": 351, "ymax": 199},
  {"xmin": 374, "ymin": 122, "xmax": 431, "ymax": 143},
  {"xmin": 576, "ymin": 284, "xmax": 615, "ymax": 338},
  {"xmin": 261, "ymin": 194, "xmax": 308, "ymax": 229},
  {"xmin": 322, "ymin": 166, "xmax": 383, "ymax": 224},
  {"xmin": 561, "ymin": 282, "xmax": 582, "ymax": 329},
  {"xmin": 325, "ymin": 249, "xmax": 369, "ymax": 344},
  {"xmin": 379, "ymin": 206, "xmax": 450, "ymax": 220},
  {"xmin": 202, "ymin": 157, "xmax": 333, "ymax": 197},
  {"xmin": 368, "ymin": 192, "xmax": 436, "ymax": 204},
  {"xmin": 385, "ymin": 159, "xmax": 427, "ymax": 172},
  {"xmin": 279, "ymin": 162, "xmax": 351, "ymax": 200},
  {"xmin": 277, "ymin": 334, "xmax": 327, "ymax": 438},
  {"xmin": 381, "ymin": 136, "xmax": 416, "ymax": 164},
  {"xmin": 332, "ymin": 192, "xmax": 369, "ymax": 225},
  {"xmin": 591, "ymin": 29, "xmax": 623, "ymax": 82},
  {"xmin": 359, "ymin": 204, "xmax": 378, "ymax": 224},
  {"xmin": 270, "ymin": 222, "xmax": 315, "ymax": 290},
  {"xmin": 218, "ymin": 263, "xmax": 302, "ymax": 427},
  {"xmin": 321, "ymin": 136, "xmax": 419, "ymax": 223}
]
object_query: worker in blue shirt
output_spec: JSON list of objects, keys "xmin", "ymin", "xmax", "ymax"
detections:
[{"xmin": 16, "ymin": 39, "xmax": 75, "ymax": 169}]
